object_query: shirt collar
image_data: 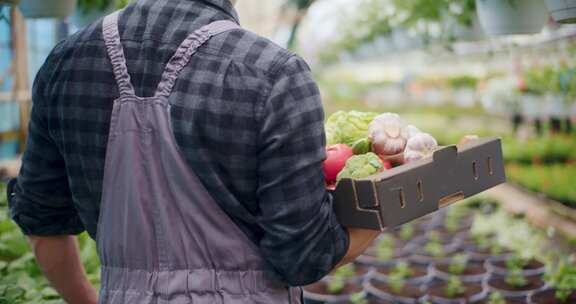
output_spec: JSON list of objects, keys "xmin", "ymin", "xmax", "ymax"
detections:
[{"xmin": 196, "ymin": 0, "xmax": 240, "ymax": 23}]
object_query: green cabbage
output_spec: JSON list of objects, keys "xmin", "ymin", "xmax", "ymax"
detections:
[
  {"xmin": 337, "ymin": 152, "xmax": 383, "ymax": 181},
  {"xmin": 325, "ymin": 111, "xmax": 378, "ymax": 146}
]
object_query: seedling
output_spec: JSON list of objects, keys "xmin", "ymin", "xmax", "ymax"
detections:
[
  {"xmin": 388, "ymin": 261, "xmax": 414, "ymax": 294},
  {"xmin": 424, "ymin": 232, "xmax": 444, "ymax": 257},
  {"xmin": 399, "ymin": 224, "xmax": 415, "ymax": 241},
  {"xmin": 505, "ymin": 256, "xmax": 528, "ymax": 270},
  {"xmin": 487, "ymin": 292, "xmax": 506, "ymax": 304},
  {"xmin": 376, "ymin": 235, "xmax": 395, "ymax": 261},
  {"xmin": 448, "ymin": 254, "xmax": 469, "ymax": 275},
  {"xmin": 546, "ymin": 260, "xmax": 576, "ymax": 302},
  {"xmin": 444, "ymin": 275, "xmax": 466, "ymax": 298},
  {"xmin": 505, "ymin": 268, "xmax": 527, "ymax": 288},
  {"xmin": 327, "ymin": 264, "xmax": 355, "ymax": 294},
  {"xmin": 350, "ymin": 292, "xmax": 367, "ymax": 304}
]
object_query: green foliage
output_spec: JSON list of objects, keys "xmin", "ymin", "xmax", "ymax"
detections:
[
  {"xmin": 506, "ymin": 163, "xmax": 576, "ymax": 207},
  {"xmin": 375, "ymin": 235, "xmax": 395, "ymax": 261},
  {"xmin": 444, "ymin": 275, "xmax": 466, "ymax": 298},
  {"xmin": 506, "ymin": 256, "xmax": 528, "ymax": 270},
  {"xmin": 447, "ymin": 75, "xmax": 478, "ymax": 89},
  {"xmin": 505, "ymin": 268, "xmax": 527, "ymax": 288},
  {"xmin": 487, "ymin": 292, "xmax": 506, "ymax": 304},
  {"xmin": 349, "ymin": 292, "xmax": 367, "ymax": 304},
  {"xmin": 0, "ymin": 183, "xmax": 100, "ymax": 303},
  {"xmin": 546, "ymin": 259, "xmax": 576, "ymax": 302},
  {"xmin": 448, "ymin": 254, "xmax": 468, "ymax": 275},
  {"xmin": 399, "ymin": 224, "xmax": 415, "ymax": 241},
  {"xmin": 388, "ymin": 261, "xmax": 414, "ymax": 294},
  {"xmin": 424, "ymin": 232, "xmax": 444, "ymax": 257},
  {"xmin": 327, "ymin": 264, "xmax": 355, "ymax": 294},
  {"xmin": 503, "ymin": 135, "xmax": 576, "ymax": 165}
]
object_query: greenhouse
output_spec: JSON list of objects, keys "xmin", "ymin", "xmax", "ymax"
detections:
[{"xmin": 0, "ymin": 0, "xmax": 575, "ymax": 303}]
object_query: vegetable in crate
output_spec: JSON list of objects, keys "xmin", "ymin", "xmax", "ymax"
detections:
[
  {"xmin": 368, "ymin": 113, "xmax": 410, "ymax": 155},
  {"xmin": 404, "ymin": 132, "xmax": 438, "ymax": 163},
  {"xmin": 337, "ymin": 152, "xmax": 384, "ymax": 181},
  {"xmin": 325, "ymin": 111, "xmax": 378, "ymax": 146},
  {"xmin": 323, "ymin": 144, "xmax": 354, "ymax": 182}
]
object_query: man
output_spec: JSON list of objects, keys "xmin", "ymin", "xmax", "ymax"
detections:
[{"xmin": 8, "ymin": 0, "xmax": 379, "ymax": 303}]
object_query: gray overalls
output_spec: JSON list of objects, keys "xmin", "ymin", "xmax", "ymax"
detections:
[{"xmin": 97, "ymin": 11, "xmax": 302, "ymax": 304}]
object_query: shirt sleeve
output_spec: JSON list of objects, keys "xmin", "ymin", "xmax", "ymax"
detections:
[
  {"xmin": 7, "ymin": 53, "xmax": 85, "ymax": 236},
  {"xmin": 255, "ymin": 54, "xmax": 349, "ymax": 286}
]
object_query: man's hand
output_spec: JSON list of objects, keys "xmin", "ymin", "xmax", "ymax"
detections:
[{"xmin": 28, "ymin": 235, "xmax": 98, "ymax": 304}]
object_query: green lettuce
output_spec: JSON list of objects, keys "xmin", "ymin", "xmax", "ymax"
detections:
[
  {"xmin": 325, "ymin": 111, "xmax": 378, "ymax": 146},
  {"xmin": 337, "ymin": 152, "xmax": 383, "ymax": 181}
]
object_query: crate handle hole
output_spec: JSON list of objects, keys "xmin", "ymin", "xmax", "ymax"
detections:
[
  {"xmin": 472, "ymin": 161, "xmax": 479, "ymax": 180},
  {"xmin": 487, "ymin": 157, "xmax": 494, "ymax": 175},
  {"xmin": 398, "ymin": 189, "xmax": 406, "ymax": 209},
  {"xmin": 417, "ymin": 180, "xmax": 424, "ymax": 202}
]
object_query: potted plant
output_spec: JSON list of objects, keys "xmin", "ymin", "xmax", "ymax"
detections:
[
  {"xmin": 358, "ymin": 234, "xmax": 407, "ymax": 267},
  {"xmin": 364, "ymin": 261, "xmax": 426, "ymax": 303},
  {"xmin": 530, "ymin": 260, "xmax": 576, "ymax": 303},
  {"xmin": 373, "ymin": 260, "xmax": 429, "ymax": 286},
  {"xmin": 0, "ymin": 0, "xmax": 19, "ymax": 6},
  {"xmin": 475, "ymin": 0, "xmax": 548, "ymax": 35},
  {"xmin": 484, "ymin": 292, "xmax": 528, "ymax": 304},
  {"xmin": 18, "ymin": 0, "xmax": 78, "ymax": 19},
  {"xmin": 433, "ymin": 253, "xmax": 488, "ymax": 283},
  {"xmin": 486, "ymin": 255, "xmax": 546, "ymax": 277},
  {"xmin": 462, "ymin": 235, "xmax": 512, "ymax": 262},
  {"xmin": 70, "ymin": 0, "xmax": 130, "ymax": 28},
  {"xmin": 486, "ymin": 266, "xmax": 546, "ymax": 298},
  {"xmin": 304, "ymin": 264, "xmax": 366, "ymax": 303},
  {"xmin": 546, "ymin": 0, "xmax": 576, "ymax": 24},
  {"xmin": 411, "ymin": 232, "xmax": 458, "ymax": 264},
  {"xmin": 427, "ymin": 275, "xmax": 486, "ymax": 303}
]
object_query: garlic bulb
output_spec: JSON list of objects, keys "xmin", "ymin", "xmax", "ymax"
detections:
[
  {"xmin": 368, "ymin": 113, "xmax": 409, "ymax": 155},
  {"xmin": 406, "ymin": 125, "xmax": 421, "ymax": 138},
  {"xmin": 404, "ymin": 132, "xmax": 438, "ymax": 163}
]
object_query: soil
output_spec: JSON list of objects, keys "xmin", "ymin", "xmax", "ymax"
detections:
[
  {"xmin": 304, "ymin": 281, "xmax": 363, "ymax": 295},
  {"xmin": 492, "ymin": 258, "xmax": 544, "ymax": 271},
  {"xmin": 435, "ymin": 261, "xmax": 487, "ymax": 276},
  {"xmin": 375, "ymin": 263, "xmax": 428, "ymax": 278},
  {"xmin": 487, "ymin": 274, "xmax": 545, "ymax": 292},
  {"xmin": 530, "ymin": 288, "xmax": 576, "ymax": 304},
  {"xmin": 427, "ymin": 281, "xmax": 483, "ymax": 300},
  {"xmin": 370, "ymin": 279, "xmax": 424, "ymax": 299}
]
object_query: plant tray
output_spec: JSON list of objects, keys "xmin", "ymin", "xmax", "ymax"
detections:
[{"xmin": 331, "ymin": 137, "xmax": 506, "ymax": 230}]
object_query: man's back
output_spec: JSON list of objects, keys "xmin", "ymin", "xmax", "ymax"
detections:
[{"xmin": 11, "ymin": 0, "xmax": 348, "ymax": 286}]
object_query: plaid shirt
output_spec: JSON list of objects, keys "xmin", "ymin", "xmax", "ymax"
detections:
[{"xmin": 7, "ymin": 0, "xmax": 348, "ymax": 286}]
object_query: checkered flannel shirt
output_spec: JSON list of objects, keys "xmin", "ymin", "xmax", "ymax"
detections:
[{"xmin": 7, "ymin": 0, "xmax": 349, "ymax": 286}]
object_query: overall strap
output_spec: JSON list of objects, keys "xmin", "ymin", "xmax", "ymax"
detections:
[
  {"xmin": 154, "ymin": 20, "xmax": 240, "ymax": 99},
  {"xmin": 102, "ymin": 11, "xmax": 136, "ymax": 97}
]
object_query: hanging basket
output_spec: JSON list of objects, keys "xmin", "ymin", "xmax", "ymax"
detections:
[
  {"xmin": 0, "ymin": 0, "xmax": 20, "ymax": 5},
  {"xmin": 546, "ymin": 0, "xmax": 576, "ymax": 23},
  {"xmin": 19, "ymin": 0, "xmax": 77, "ymax": 19},
  {"xmin": 475, "ymin": 0, "xmax": 548, "ymax": 35}
]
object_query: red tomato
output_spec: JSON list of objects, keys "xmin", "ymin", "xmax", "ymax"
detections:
[
  {"xmin": 382, "ymin": 160, "xmax": 393, "ymax": 170},
  {"xmin": 323, "ymin": 144, "xmax": 354, "ymax": 182}
]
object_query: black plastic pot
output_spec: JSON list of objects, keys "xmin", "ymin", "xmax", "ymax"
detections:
[
  {"xmin": 303, "ymin": 281, "xmax": 366, "ymax": 304},
  {"xmin": 431, "ymin": 261, "xmax": 488, "ymax": 283},
  {"xmin": 485, "ymin": 273, "xmax": 547, "ymax": 299},
  {"xmin": 364, "ymin": 278, "xmax": 425, "ymax": 304},
  {"xmin": 529, "ymin": 287, "xmax": 576, "ymax": 304},
  {"xmin": 485, "ymin": 258, "xmax": 546, "ymax": 276},
  {"xmin": 372, "ymin": 260, "xmax": 431, "ymax": 286},
  {"xmin": 425, "ymin": 279, "xmax": 486, "ymax": 304}
]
